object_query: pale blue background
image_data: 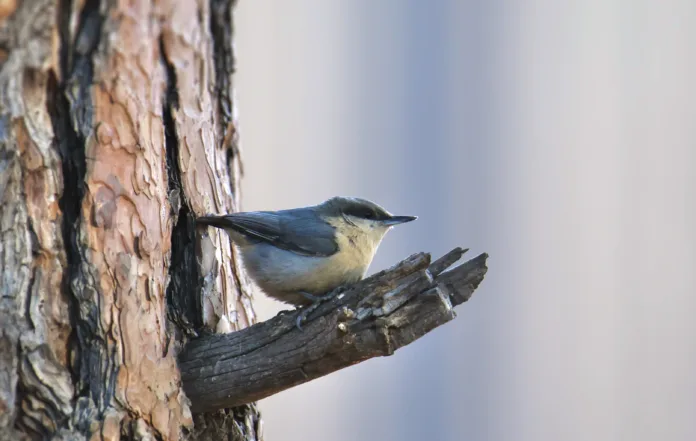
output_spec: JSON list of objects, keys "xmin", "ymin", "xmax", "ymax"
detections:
[{"xmin": 236, "ymin": 1, "xmax": 696, "ymax": 440}]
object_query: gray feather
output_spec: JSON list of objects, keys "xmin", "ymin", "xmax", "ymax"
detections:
[{"xmin": 197, "ymin": 208, "xmax": 338, "ymax": 257}]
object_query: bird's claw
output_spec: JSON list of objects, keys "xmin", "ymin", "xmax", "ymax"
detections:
[
  {"xmin": 298, "ymin": 291, "xmax": 323, "ymax": 302},
  {"xmin": 295, "ymin": 289, "xmax": 342, "ymax": 331},
  {"xmin": 295, "ymin": 310, "xmax": 308, "ymax": 331}
]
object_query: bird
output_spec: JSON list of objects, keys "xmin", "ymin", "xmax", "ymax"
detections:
[{"xmin": 197, "ymin": 196, "xmax": 416, "ymax": 327}]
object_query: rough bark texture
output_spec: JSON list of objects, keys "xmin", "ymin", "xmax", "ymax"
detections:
[
  {"xmin": 0, "ymin": 1, "xmax": 260, "ymax": 440},
  {"xmin": 179, "ymin": 249, "xmax": 488, "ymax": 413}
]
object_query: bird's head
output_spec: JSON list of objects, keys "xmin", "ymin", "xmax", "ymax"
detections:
[{"xmin": 319, "ymin": 196, "xmax": 417, "ymax": 246}]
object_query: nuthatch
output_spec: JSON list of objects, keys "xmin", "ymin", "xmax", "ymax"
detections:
[{"xmin": 197, "ymin": 197, "xmax": 416, "ymax": 323}]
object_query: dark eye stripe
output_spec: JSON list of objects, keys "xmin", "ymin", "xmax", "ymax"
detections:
[{"xmin": 341, "ymin": 200, "xmax": 390, "ymax": 221}]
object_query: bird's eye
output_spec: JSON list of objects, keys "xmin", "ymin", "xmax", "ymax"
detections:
[
  {"xmin": 343, "ymin": 204, "xmax": 379, "ymax": 220},
  {"xmin": 362, "ymin": 210, "xmax": 375, "ymax": 220}
]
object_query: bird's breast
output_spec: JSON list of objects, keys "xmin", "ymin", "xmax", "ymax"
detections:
[{"xmin": 330, "ymin": 230, "xmax": 376, "ymax": 275}]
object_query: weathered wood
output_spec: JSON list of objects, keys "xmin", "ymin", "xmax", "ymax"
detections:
[{"xmin": 179, "ymin": 249, "xmax": 489, "ymax": 413}]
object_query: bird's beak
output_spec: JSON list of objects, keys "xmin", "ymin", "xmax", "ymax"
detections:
[{"xmin": 382, "ymin": 215, "xmax": 417, "ymax": 226}]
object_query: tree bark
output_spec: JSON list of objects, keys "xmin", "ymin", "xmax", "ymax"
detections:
[{"xmin": 0, "ymin": 1, "xmax": 260, "ymax": 440}]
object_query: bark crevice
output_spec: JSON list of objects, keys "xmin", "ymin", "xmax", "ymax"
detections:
[
  {"xmin": 50, "ymin": 0, "xmax": 107, "ymax": 435},
  {"xmin": 210, "ymin": 0, "xmax": 241, "ymax": 193},
  {"xmin": 161, "ymin": 37, "xmax": 202, "ymax": 335}
]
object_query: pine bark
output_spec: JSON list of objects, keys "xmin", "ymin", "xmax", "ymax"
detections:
[{"xmin": 0, "ymin": 1, "xmax": 261, "ymax": 440}]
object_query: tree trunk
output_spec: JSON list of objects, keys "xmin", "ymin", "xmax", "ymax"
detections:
[{"xmin": 0, "ymin": 1, "xmax": 261, "ymax": 440}]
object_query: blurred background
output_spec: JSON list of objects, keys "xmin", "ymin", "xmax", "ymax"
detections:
[{"xmin": 235, "ymin": 1, "xmax": 696, "ymax": 440}]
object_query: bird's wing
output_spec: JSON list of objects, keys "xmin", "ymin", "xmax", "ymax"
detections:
[{"xmin": 197, "ymin": 210, "xmax": 338, "ymax": 257}]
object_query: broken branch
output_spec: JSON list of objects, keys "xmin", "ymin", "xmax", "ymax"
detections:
[{"xmin": 178, "ymin": 248, "xmax": 488, "ymax": 413}]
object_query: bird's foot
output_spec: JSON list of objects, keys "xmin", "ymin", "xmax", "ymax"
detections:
[
  {"xmin": 295, "ymin": 289, "xmax": 344, "ymax": 331},
  {"xmin": 275, "ymin": 309, "xmax": 292, "ymax": 318},
  {"xmin": 298, "ymin": 291, "xmax": 324, "ymax": 303}
]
